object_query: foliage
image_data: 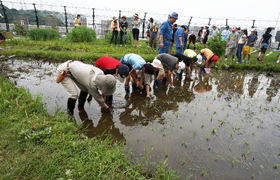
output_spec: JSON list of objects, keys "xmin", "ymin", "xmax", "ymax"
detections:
[
  {"xmin": 0, "ymin": 74, "xmax": 180, "ymax": 179},
  {"xmin": 207, "ymin": 33, "xmax": 226, "ymax": 57},
  {"xmin": 66, "ymin": 26, "xmax": 97, "ymax": 42},
  {"xmin": 105, "ymin": 30, "xmax": 133, "ymax": 45},
  {"xmin": 12, "ymin": 22, "xmax": 28, "ymax": 36},
  {"xmin": 28, "ymin": 28, "xmax": 60, "ymax": 41}
]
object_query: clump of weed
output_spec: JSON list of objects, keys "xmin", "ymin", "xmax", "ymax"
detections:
[
  {"xmin": 67, "ymin": 26, "xmax": 96, "ymax": 42},
  {"xmin": 28, "ymin": 28, "xmax": 60, "ymax": 41}
]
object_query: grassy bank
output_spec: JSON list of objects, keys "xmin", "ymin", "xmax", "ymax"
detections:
[
  {"xmin": 0, "ymin": 75, "xmax": 180, "ymax": 179},
  {"xmin": 1, "ymin": 37, "xmax": 280, "ymax": 71}
]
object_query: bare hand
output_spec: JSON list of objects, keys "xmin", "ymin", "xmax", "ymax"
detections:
[
  {"xmin": 180, "ymin": 43, "xmax": 183, "ymax": 48},
  {"xmin": 160, "ymin": 43, "xmax": 164, "ymax": 49},
  {"xmin": 136, "ymin": 81, "xmax": 140, "ymax": 87}
]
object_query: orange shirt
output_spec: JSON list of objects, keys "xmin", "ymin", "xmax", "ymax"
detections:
[{"xmin": 200, "ymin": 48, "xmax": 214, "ymax": 61}]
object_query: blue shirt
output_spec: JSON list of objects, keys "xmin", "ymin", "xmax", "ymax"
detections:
[
  {"xmin": 246, "ymin": 35, "xmax": 258, "ymax": 47},
  {"xmin": 159, "ymin": 20, "xmax": 172, "ymax": 41},
  {"xmin": 175, "ymin": 27, "xmax": 185, "ymax": 48},
  {"xmin": 262, "ymin": 33, "xmax": 272, "ymax": 44},
  {"xmin": 221, "ymin": 30, "xmax": 230, "ymax": 41},
  {"xmin": 205, "ymin": 29, "xmax": 209, "ymax": 38},
  {"xmin": 120, "ymin": 54, "xmax": 146, "ymax": 70}
]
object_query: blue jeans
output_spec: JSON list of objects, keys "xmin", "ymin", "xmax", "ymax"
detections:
[
  {"xmin": 176, "ymin": 47, "xmax": 183, "ymax": 54},
  {"xmin": 236, "ymin": 44, "xmax": 244, "ymax": 62}
]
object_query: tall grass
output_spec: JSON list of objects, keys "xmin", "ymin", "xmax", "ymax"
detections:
[
  {"xmin": 28, "ymin": 28, "xmax": 60, "ymax": 41},
  {"xmin": 67, "ymin": 26, "xmax": 96, "ymax": 42}
]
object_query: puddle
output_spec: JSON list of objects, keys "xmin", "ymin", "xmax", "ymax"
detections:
[{"xmin": 2, "ymin": 59, "xmax": 280, "ymax": 179}]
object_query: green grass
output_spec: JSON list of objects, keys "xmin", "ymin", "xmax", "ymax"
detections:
[
  {"xmin": 1, "ymin": 37, "xmax": 280, "ymax": 71},
  {"xmin": 0, "ymin": 75, "xmax": 180, "ymax": 179}
]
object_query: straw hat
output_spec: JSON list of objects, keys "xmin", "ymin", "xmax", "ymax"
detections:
[
  {"xmin": 113, "ymin": 16, "xmax": 117, "ymax": 21},
  {"xmin": 133, "ymin": 13, "xmax": 139, "ymax": 18}
]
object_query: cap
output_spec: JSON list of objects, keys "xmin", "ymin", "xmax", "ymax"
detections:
[
  {"xmin": 133, "ymin": 13, "xmax": 139, "ymax": 18},
  {"xmin": 196, "ymin": 54, "xmax": 202, "ymax": 64},
  {"xmin": 95, "ymin": 74, "xmax": 116, "ymax": 95},
  {"xmin": 212, "ymin": 55, "xmax": 218, "ymax": 64},
  {"xmin": 121, "ymin": 15, "xmax": 126, "ymax": 19},
  {"xmin": 117, "ymin": 64, "xmax": 129, "ymax": 82},
  {"xmin": 113, "ymin": 16, "xmax": 117, "ymax": 21},
  {"xmin": 149, "ymin": 18, "xmax": 154, "ymax": 23},
  {"xmin": 178, "ymin": 61, "xmax": 185, "ymax": 73},
  {"xmin": 151, "ymin": 59, "xmax": 162, "ymax": 69},
  {"xmin": 251, "ymin": 28, "xmax": 256, "ymax": 32},
  {"xmin": 226, "ymin": 26, "xmax": 229, "ymax": 29},
  {"xmin": 205, "ymin": 25, "xmax": 209, "ymax": 28},
  {"xmin": 170, "ymin": 12, "xmax": 178, "ymax": 19},
  {"xmin": 181, "ymin": 25, "xmax": 188, "ymax": 30},
  {"xmin": 241, "ymin": 27, "xmax": 247, "ymax": 30},
  {"xmin": 236, "ymin": 27, "xmax": 241, "ymax": 30}
]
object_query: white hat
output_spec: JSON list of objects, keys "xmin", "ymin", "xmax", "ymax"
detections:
[
  {"xmin": 241, "ymin": 27, "xmax": 247, "ymax": 30},
  {"xmin": 178, "ymin": 61, "xmax": 185, "ymax": 73},
  {"xmin": 151, "ymin": 59, "xmax": 162, "ymax": 69},
  {"xmin": 251, "ymin": 28, "xmax": 256, "ymax": 32},
  {"xmin": 196, "ymin": 55, "xmax": 202, "ymax": 64}
]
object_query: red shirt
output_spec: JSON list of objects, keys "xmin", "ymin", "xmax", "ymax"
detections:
[{"xmin": 95, "ymin": 56, "xmax": 121, "ymax": 72}]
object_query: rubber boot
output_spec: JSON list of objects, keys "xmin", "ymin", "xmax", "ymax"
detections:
[
  {"xmin": 187, "ymin": 44, "xmax": 190, "ymax": 49},
  {"xmin": 67, "ymin": 98, "xmax": 76, "ymax": 115},
  {"xmin": 106, "ymin": 95, "xmax": 113, "ymax": 105},
  {"xmin": 199, "ymin": 65, "xmax": 205, "ymax": 73},
  {"xmin": 78, "ymin": 91, "xmax": 88, "ymax": 112},
  {"xmin": 193, "ymin": 46, "xmax": 196, "ymax": 50},
  {"xmin": 132, "ymin": 82, "xmax": 138, "ymax": 92},
  {"xmin": 125, "ymin": 85, "xmax": 130, "ymax": 96},
  {"xmin": 178, "ymin": 72, "xmax": 183, "ymax": 80},
  {"xmin": 162, "ymin": 77, "xmax": 168, "ymax": 85},
  {"xmin": 153, "ymin": 79, "xmax": 160, "ymax": 89}
]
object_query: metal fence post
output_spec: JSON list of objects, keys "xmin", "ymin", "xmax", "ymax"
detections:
[
  {"xmin": 64, "ymin": 6, "xmax": 68, "ymax": 33},
  {"xmin": 208, "ymin": 18, "xmax": 211, "ymax": 26},
  {"xmin": 0, "ymin": 1, "xmax": 9, "ymax": 32},
  {"xmin": 226, "ymin": 19, "xmax": 228, "ymax": 26},
  {"xmin": 252, "ymin": 20, "xmax": 255, "ymax": 28},
  {"xmin": 118, "ymin": 10, "xmax": 121, "ymax": 23},
  {"xmin": 142, "ymin": 12, "xmax": 147, "ymax": 38},
  {"xmin": 32, "ymin": 3, "xmax": 39, "ymax": 28},
  {"xmin": 92, "ymin": 8, "xmax": 95, "ymax": 29},
  {"xmin": 188, "ymin": 16, "xmax": 192, "ymax": 31}
]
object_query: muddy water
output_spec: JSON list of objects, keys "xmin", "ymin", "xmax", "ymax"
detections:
[{"xmin": 2, "ymin": 59, "xmax": 280, "ymax": 179}]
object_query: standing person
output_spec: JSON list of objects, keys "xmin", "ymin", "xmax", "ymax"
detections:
[
  {"xmin": 95, "ymin": 56, "xmax": 130, "ymax": 104},
  {"xmin": 56, "ymin": 61, "xmax": 116, "ymax": 115},
  {"xmin": 153, "ymin": 53, "xmax": 184, "ymax": 89},
  {"xmin": 132, "ymin": 13, "xmax": 140, "ymax": 47},
  {"xmin": 119, "ymin": 15, "xmax": 128, "ymax": 46},
  {"xmin": 236, "ymin": 28, "xmax": 248, "ymax": 64},
  {"xmin": 225, "ymin": 27, "xmax": 240, "ymax": 61},
  {"xmin": 147, "ymin": 18, "xmax": 154, "ymax": 47},
  {"xmin": 183, "ymin": 26, "xmax": 188, "ymax": 51},
  {"xmin": 200, "ymin": 48, "xmax": 219, "ymax": 74},
  {"xmin": 110, "ymin": 16, "xmax": 119, "ymax": 46},
  {"xmin": 257, "ymin": 27, "xmax": 272, "ymax": 61},
  {"xmin": 159, "ymin": 12, "xmax": 178, "ymax": 54},
  {"xmin": 221, "ymin": 26, "xmax": 230, "ymax": 41},
  {"xmin": 201, "ymin": 25, "xmax": 210, "ymax": 48},
  {"xmin": 74, "ymin": 14, "xmax": 81, "ymax": 27},
  {"xmin": 0, "ymin": 14, "xmax": 5, "ymax": 50},
  {"xmin": 169, "ymin": 24, "xmax": 178, "ymax": 54},
  {"xmin": 120, "ymin": 54, "xmax": 159, "ymax": 96},
  {"xmin": 174, "ymin": 25, "xmax": 185, "ymax": 54},
  {"xmin": 212, "ymin": 25, "xmax": 219, "ymax": 40},
  {"xmin": 197, "ymin": 27, "xmax": 203, "ymax": 43},
  {"xmin": 149, "ymin": 22, "xmax": 159, "ymax": 52},
  {"xmin": 242, "ymin": 29, "xmax": 258, "ymax": 63},
  {"xmin": 187, "ymin": 32, "xmax": 196, "ymax": 50}
]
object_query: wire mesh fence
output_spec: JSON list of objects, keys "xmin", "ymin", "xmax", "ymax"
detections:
[{"xmin": 1, "ymin": 0, "xmax": 280, "ymax": 45}]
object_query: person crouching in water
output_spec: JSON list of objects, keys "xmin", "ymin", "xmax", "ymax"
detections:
[
  {"xmin": 56, "ymin": 60, "xmax": 116, "ymax": 115},
  {"xmin": 199, "ymin": 48, "xmax": 218, "ymax": 74},
  {"xmin": 95, "ymin": 56, "xmax": 130, "ymax": 104},
  {"xmin": 153, "ymin": 53, "xmax": 185, "ymax": 89},
  {"xmin": 120, "ymin": 53, "xmax": 161, "ymax": 96}
]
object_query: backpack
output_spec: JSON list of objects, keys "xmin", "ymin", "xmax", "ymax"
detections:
[{"xmin": 152, "ymin": 25, "xmax": 157, "ymax": 33}]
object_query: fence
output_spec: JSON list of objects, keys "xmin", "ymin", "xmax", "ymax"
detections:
[{"xmin": 1, "ymin": 0, "xmax": 280, "ymax": 46}]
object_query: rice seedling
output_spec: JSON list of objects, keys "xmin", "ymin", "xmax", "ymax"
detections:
[
  {"xmin": 180, "ymin": 125, "xmax": 183, "ymax": 129},
  {"xmin": 182, "ymin": 141, "xmax": 188, "ymax": 147},
  {"xmin": 251, "ymin": 173, "xmax": 255, "ymax": 179},
  {"xmin": 165, "ymin": 151, "xmax": 168, "ymax": 158},
  {"xmin": 193, "ymin": 131, "xmax": 197, "ymax": 136},
  {"xmin": 206, "ymin": 133, "xmax": 210, "ymax": 141},
  {"xmin": 201, "ymin": 169, "xmax": 206, "ymax": 177},
  {"xmin": 232, "ymin": 158, "xmax": 236, "ymax": 167},
  {"xmin": 274, "ymin": 164, "xmax": 278, "ymax": 169},
  {"xmin": 201, "ymin": 123, "xmax": 204, "ymax": 128},
  {"xmin": 245, "ymin": 140, "xmax": 249, "ymax": 146},
  {"xmin": 212, "ymin": 127, "xmax": 216, "ymax": 134},
  {"xmin": 252, "ymin": 131, "xmax": 255, "ymax": 136}
]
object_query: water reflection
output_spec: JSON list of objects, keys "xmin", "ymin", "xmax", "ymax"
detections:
[
  {"xmin": 248, "ymin": 74, "xmax": 260, "ymax": 98},
  {"xmin": 80, "ymin": 110, "xmax": 125, "ymax": 142},
  {"xmin": 194, "ymin": 74, "xmax": 212, "ymax": 94},
  {"xmin": 266, "ymin": 78, "xmax": 280, "ymax": 101}
]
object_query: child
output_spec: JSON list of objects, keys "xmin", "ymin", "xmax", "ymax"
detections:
[
  {"xmin": 242, "ymin": 29, "xmax": 258, "ymax": 63},
  {"xmin": 257, "ymin": 27, "xmax": 272, "ymax": 61},
  {"xmin": 225, "ymin": 27, "xmax": 240, "ymax": 61}
]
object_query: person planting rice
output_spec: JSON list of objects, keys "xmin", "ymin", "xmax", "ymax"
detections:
[
  {"xmin": 171, "ymin": 52, "xmax": 198, "ymax": 81},
  {"xmin": 120, "ymin": 53, "xmax": 161, "ymax": 96},
  {"xmin": 56, "ymin": 60, "xmax": 116, "ymax": 115},
  {"xmin": 153, "ymin": 53, "xmax": 185, "ymax": 89},
  {"xmin": 95, "ymin": 56, "xmax": 130, "ymax": 104},
  {"xmin": 199, "ymin": 48, "xmax": 218, "ymax": 74},
  {"xmin": 184, "ymin": 49, "xmax": 203, "ymax": 76}
]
